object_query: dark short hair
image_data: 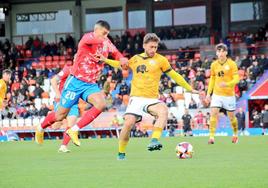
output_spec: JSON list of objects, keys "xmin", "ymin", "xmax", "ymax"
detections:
[
  {"xmin": 215, "ymin": 43, "xmax": 228, "ymax": 51},
  {"xmin": 95, "ymin": 20, "xmax": 110, "ymax": 31},
  {"xmin": 143, "ymin": 33, "xmax": 160, "ymax": 44},
  {"xmin": 2, "ymin": 69, "xmax": 12, "ymax": 75}
]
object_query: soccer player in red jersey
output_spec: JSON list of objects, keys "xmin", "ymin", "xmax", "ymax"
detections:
[{"xmin": 35, "ymin": 20, "xmax": 125, "ymax": 146}]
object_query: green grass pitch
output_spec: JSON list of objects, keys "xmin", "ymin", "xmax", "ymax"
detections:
[{"xmin": 0, "ymin": 136, "xmax": 268, "ymax": 188}]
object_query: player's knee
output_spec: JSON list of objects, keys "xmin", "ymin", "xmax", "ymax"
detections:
[
  {"xmin": 157, "ymin": 105, "xmax": 168, "ymax": 119},
  {"xmin": 124, "ymin": 115, "xmax": 136, "ymax": 129},
  {"xmin": 56, "ymin": 111, "xmax": 67, "ymax": 121},
  {"xmin": 96, "ymin": 100, "xmax": 106, "ymax": 111}
]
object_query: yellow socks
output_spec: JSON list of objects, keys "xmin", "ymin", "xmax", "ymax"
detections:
[
  {"xmin": 151, "ymin": 127, "xmax": 163, "ymax": 140},
  {"xmin": 209, "ymin": 116, "xmax": 217, "ymax": 139},
  {"xmin": 119, "ymin": 140, "xmax": 128, "ymax": 153},
  {"xmin": 231, "ymin": 117, "xmax": 238, "ymax": 136}
]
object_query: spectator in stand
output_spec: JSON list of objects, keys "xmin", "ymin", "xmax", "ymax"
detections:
[
  {"xmin": 25, "ymin": 37, "xmax": 33, "ymax": 50},
  {"xmin": 65, "ymin": 34, "xmax": 75, "ymax": 50},
  {"xmin": 236, "ymin": 107, "xmax": 246, "ymax": 134},
  {"xmin": 112, "ymin": 94, "xmax": 123, "ymax": 108},
  {"xmin": 32, "ymin": 83, "xmax": 44, "ymax": 99},
  {"xmin": 34, "ymin": 71, "xmax": 44, "ymax": 85},
  {"xmin": 111, "ymin": 114, "xmax": 120, "ymax": 127},
  {"xmin": 195, "ymin": 110, "xmax": 205, "ymax": 129},
  {"xmin": 201, "ymin": 58, "xmax": 211, "ymax": 70},
  {"xmin": 17, "ymin": 84, "xmax": 28, "ymax": 97},
  {"xmin": 58, "ymin": 42, "xmax": 66, "ymax": 56},
  {"xmin": 251, "ymin": 110, "xmax": 262, "ymax": 128},
  {"xmin": 133, "ymin": 43, "xmax": 143, "ymax": 55},
  {"xmin": 167, "ymin": 113, "xmax": 178, "ymax": 137},
  {"xmin": 22, "ymin": 67, "xmax": 28, "ymax": 78},
  {"xmin": 111, "ymin": 68, "xmax": 123, "ymax": 83},
  {"xmin": 245, "ymin": 33, "xmax": 255, "ymax": 55},
  {"xmin": 28, "ymin": 66, "xmax": 36, "ymax": 78},
  {"xmin": 105, "ymin": 93, "xmax": 113, "ymax": 110},
  {"xmin": 103, "ymin": 76, "xmax": 112, "ymax": 95},
  {"xmin": 188, "ymin": 98, "xmax": 197, "ymax": 109},
  {"xmin": 182, "ymin": 109, "xmax": 193, "ymax": 136},
  {"xmin": 32, "ymin": 36, "xmax": 42, "ymax": 57},
  {"xmin": 240, "ymin": 55, "xmax": 251, "ymax": 69},
  {"xmin": 11, "ymin": 76, "xmax": 20, "ymax": 92},
  {"xmin": 97, "ymin": 73, "xmax": 107, "ymax": 89},
  {"xmin": 248, "ymin": 61, "xmax": 261, "ymax": 83},
  {"xmin": 238, "ymin": 77, "xmax": 248, "ymax": 95},
  {"xmin": 39, "ymin": 103, "xmax": 50, "ymax": 117},
  {"xmin": 28, "ymin": 104, "xmax": 38, "ymax": 117},
  {"xmin": 258, "ymin": 54, "xmax": 268, "ymax": 70},
  {"xmin": 164, "ymin": 93, "xmax": 174, "ymax": 107},
  {"xmin": 123, "ymin": 43, "xmax": 133, "ymax": 57},
  {"xmin": 118, "ymin": 80, "xmax": 129, "ymax": 97},
  {"xmin": 261, "ymin": 104, "xmax": 268, "ymax": 135}
]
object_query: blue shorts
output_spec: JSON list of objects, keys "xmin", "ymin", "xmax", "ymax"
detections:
[
  {"xmin": 54, "ymin": 101, "xmax": 79, "ymax": 117},
  {"xmin": 60, "ymin": 75, "xmax": 101, "ymax": 109}
]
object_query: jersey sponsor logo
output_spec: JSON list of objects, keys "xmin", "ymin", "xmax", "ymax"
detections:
[
  {"xmin": 217, "ymin": 70, "xmax": 225, "ymax": 77},
  {"xmin": 136, "ymin": 64, "xmax": 149, "ymax": 74}
]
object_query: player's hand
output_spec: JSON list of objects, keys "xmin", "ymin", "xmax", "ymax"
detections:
[
  {"xmin": 191, "ymin": 89, "xmax": 199, "ymax": 94},
  {"xmin": 206, "ymin": 95, "xmax": 211, "ymax": 102},
  {"xmin": 218, "ymin": 82, "xmax": 227, "ymax": 88},
  {"xmin": 95, "ymin": 53, "xmax": 106, "ymax": 62},
  {"xmin": 119, "ymin": 57, "xmax": 128, "ymax": 67}
]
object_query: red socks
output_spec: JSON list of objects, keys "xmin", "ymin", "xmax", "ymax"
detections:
[
  {"xmin": 62, "ymin": 127, "xmax": 71, "ymax": 146},
  {"xmin": 41, "ymin": 112, "xmax": 56, "ymax": 129},
  {"xmin": 77, "ymin": 107, "xmax": 102, "ymax": 129}
]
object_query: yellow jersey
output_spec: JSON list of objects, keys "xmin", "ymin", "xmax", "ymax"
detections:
[
  {"xmin": 210, "ymin": 58, "xmax": 238, "ymax": 96},
  {"xmin": 0, "ymin": 79, "xmax": 7, "ymax": 108},
  {"xmin": 128, "ymin": 52, "xmax": 171, "ymax": 98}
]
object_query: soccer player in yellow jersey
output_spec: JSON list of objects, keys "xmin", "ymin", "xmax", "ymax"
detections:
[
  {"xmin": 0, "ymin": 69, "xmax": 12, "ymax": 110},
  {"xmin": 206, "ymin": 43, "xmax": 240, "ymax": 144},
  {"xmin": 101, "ymin": 33, "xmax": 198, "ymax": 160}
]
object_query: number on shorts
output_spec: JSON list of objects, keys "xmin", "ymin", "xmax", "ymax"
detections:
[{"xmin": 65, "ymin": 91, "xmax": 76, "ymax": 100}]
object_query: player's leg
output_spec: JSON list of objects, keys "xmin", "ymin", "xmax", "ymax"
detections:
[
  {"xmin": 67, "ymin": 89, "xmax": 105, "ymax": 146},
  {"xmin": 223, "ymin": 96, "xmax": 238, "ymax": 143},
  {"xmin": 147, "ymin": 103, "xmax": 168, "ymax": 151},
  {"xmin": 59, "ymin": 104, "xmax": 80, "ymax": 152},
  {"xmin": 118, "ymin": 114, "xmax": 137, "ymax": 160},
  {"xmin": 35, "ymin": 106, "xmax": 70, "ymax": 145},
  {"xmin": 208, "ymin": 107, "xmax": 220, "ymax": 144},
  {"xmin": 227, "ymin": 111, "xmax": 239, "ymax": 143}
]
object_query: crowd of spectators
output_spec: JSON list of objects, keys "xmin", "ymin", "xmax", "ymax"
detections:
[{"xmin": 0, "ymin": 28, "xmax": 268, "ymax": 132}]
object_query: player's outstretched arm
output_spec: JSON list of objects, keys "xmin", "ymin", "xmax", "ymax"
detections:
[
  {"xmin": 166, "ymin": 69, "xmax": 197, "ymax": 93},
  {"xmin": 101, "ymin": 57, "xmax": 121, "ymax": 68},
  {"xmin": 207, "ymin": 75, "xmax": 215, "ymax": 98},
  {"xmin": 98, "ymin": 54, "xmax": 128, "ymax": 69},
  {"xmin": 50, "ymin": 75, "xmax": 61, "ymax": 101}
]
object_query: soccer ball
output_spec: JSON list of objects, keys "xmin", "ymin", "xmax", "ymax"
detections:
[{"xmin": 175, "ymin": 142, "xmax": 193, "ymax": 159}]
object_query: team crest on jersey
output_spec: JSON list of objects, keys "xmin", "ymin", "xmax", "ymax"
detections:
[
  {"xmin": 149, "ymin": 60, "xmax": 156, "ymax": 65},
  {"xmin": 58, "ymin": 71, "xmax": 64, "ymax": 77},
  {"xmin": 225, "ymin": 65, "xmax": 230, "ymax": 70},
  {"xmin": 61, "ymin": 99, "xmax": 66, "ymax": 105}
]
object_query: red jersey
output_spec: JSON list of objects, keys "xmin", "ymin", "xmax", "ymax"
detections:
[
  {"xmin": 71, "ymin": 32, "xmax": 123, "ymax": 83},
  {"xmin": 58, "ymin": 64, "xmax": 72, "ymax": 93}
]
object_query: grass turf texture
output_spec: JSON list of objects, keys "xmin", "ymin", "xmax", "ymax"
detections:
[{"xmin": 0, "ymin": 136, "xmax": 268, "ymax": 188}]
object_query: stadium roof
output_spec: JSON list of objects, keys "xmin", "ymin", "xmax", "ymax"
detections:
[
  {"xmin": 250, "ymin": 80, "xmax": 268, "ymax": 100},
  {"xmin": 4, "ymin": 0, "xmax": 75, "ymax": 4}
]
